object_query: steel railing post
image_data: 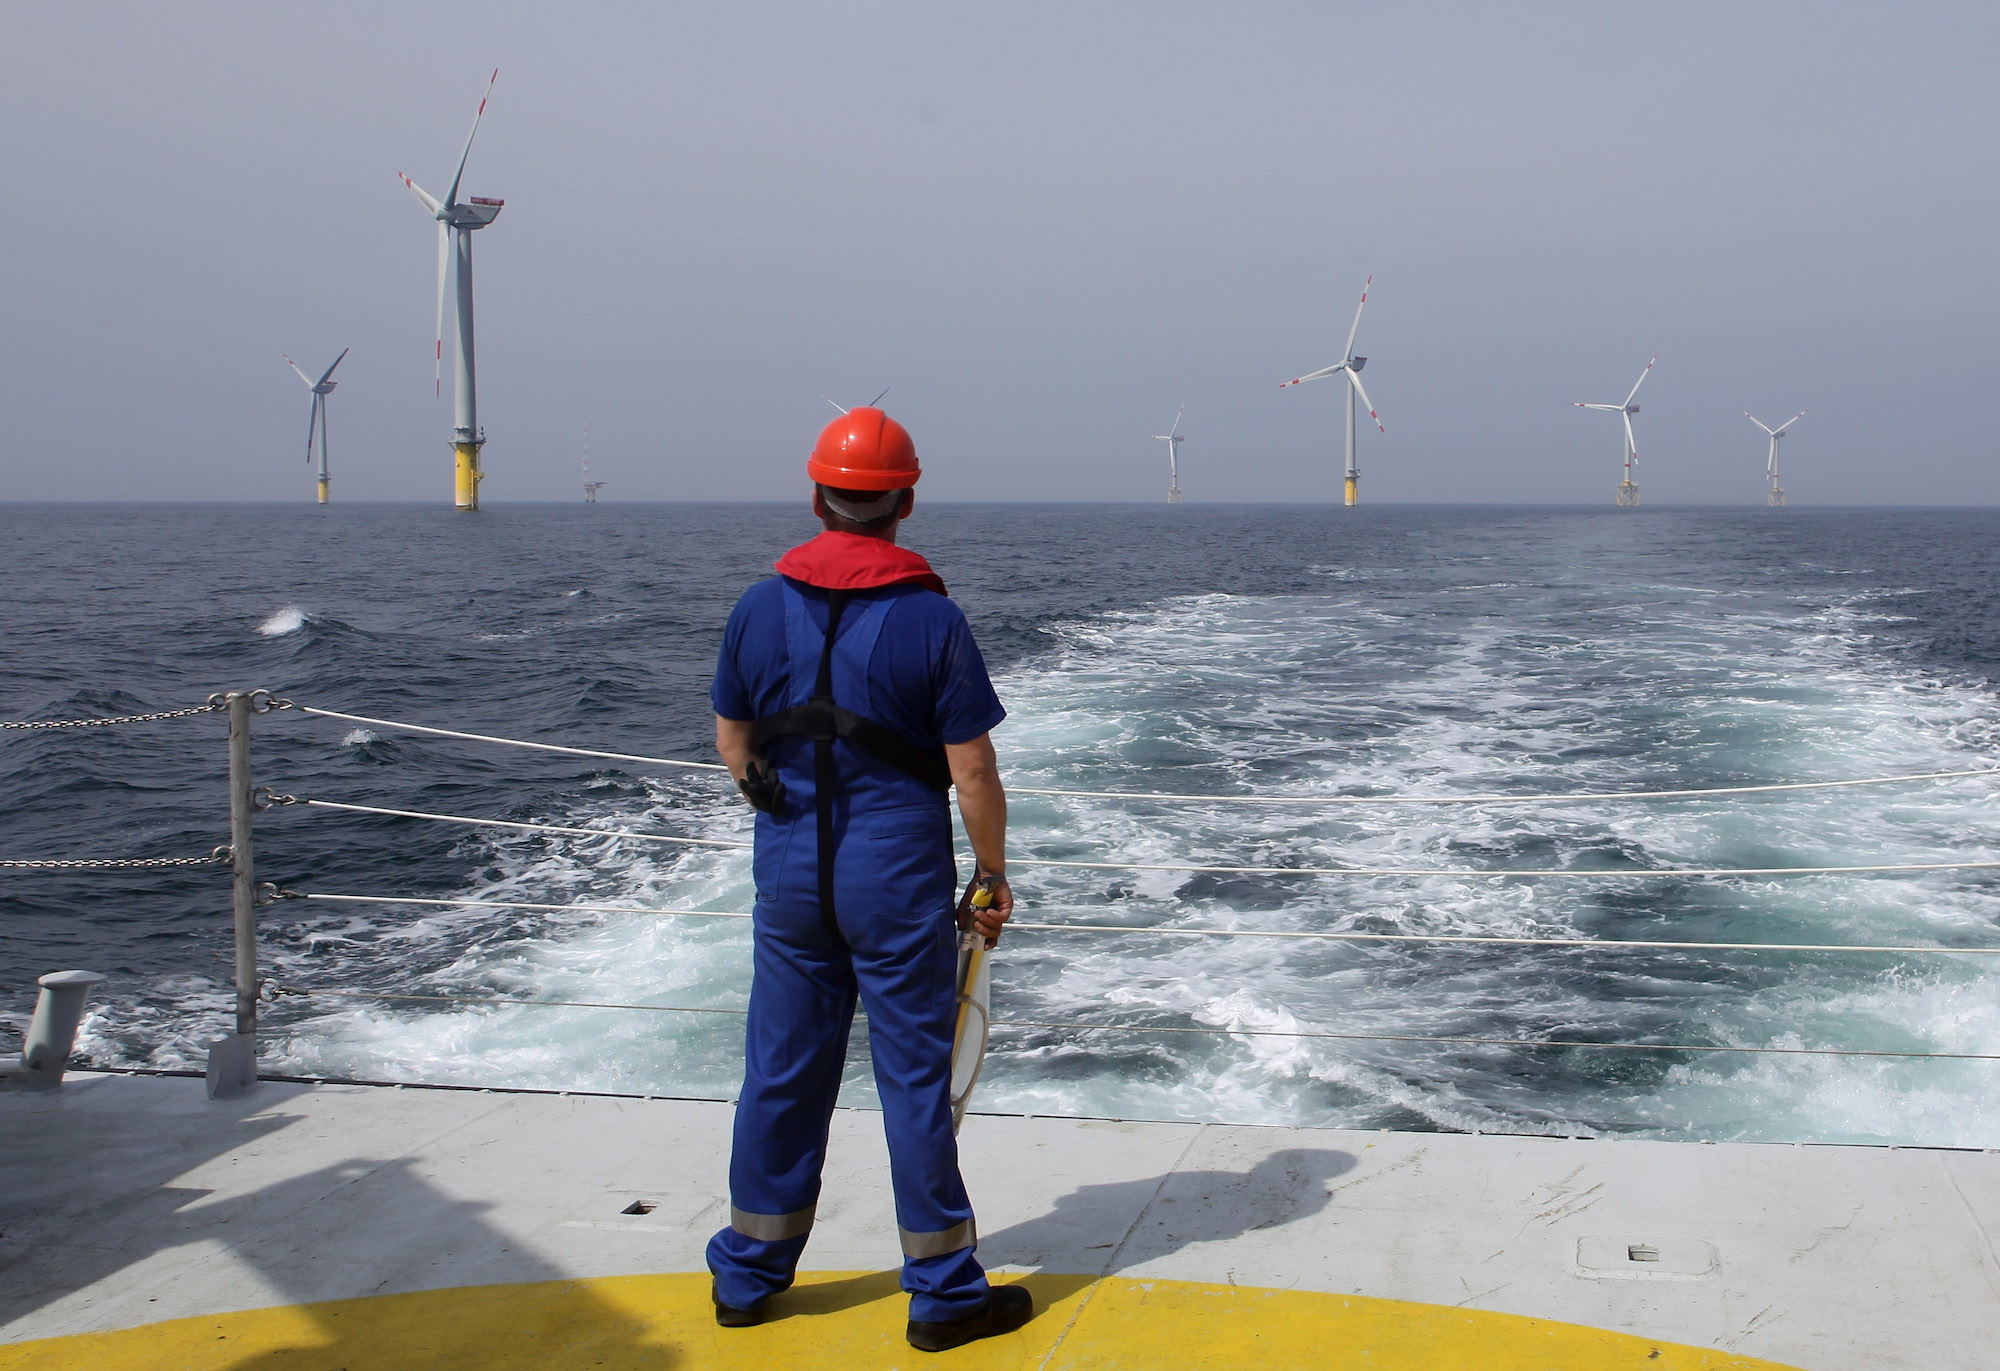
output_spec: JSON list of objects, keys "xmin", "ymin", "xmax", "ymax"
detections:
[
  {"xmin": 205, "ymin": 690, "xmax": 259, "ymax": 1098},
  {"xmin": 229, "ymin": 692, "xmax": 257, "ymax": 1037}
]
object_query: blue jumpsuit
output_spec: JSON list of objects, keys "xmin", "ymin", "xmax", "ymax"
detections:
[{"xmin": 707, "ymin": 571, "xmax": 1006, "ymax": 1321}]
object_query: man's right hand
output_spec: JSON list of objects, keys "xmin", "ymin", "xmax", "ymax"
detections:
[{"xmin": 959, "ymin": 872, "xmax": 1013, "ymax": 949}]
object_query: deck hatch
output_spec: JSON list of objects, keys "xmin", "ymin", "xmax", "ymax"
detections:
[{"xmin": 1573, "ymin": 1236, "xmax": 1716, "ymax": 1280}]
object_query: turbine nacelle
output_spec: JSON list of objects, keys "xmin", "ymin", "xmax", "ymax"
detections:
[
  {"xmin": 454, "ymin": 197, "xmax": 505, "ymax": 228},
  {"xmin": 1350, "ymin": 356, "xmax": 1367, "ymax": 372}
]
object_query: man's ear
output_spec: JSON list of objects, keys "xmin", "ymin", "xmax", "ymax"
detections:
[
  {"xmin": 811, "ymin": 487, "xmax": 828, "ymax": 521},
  {"xmin": 898, "ymin": 489, "xmax": 915, "ymax": 521}
]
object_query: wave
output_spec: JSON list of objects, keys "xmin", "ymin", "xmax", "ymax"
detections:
[{"xmin": 258, "ymin": 605, "xmax": 309, "ymax": 637}]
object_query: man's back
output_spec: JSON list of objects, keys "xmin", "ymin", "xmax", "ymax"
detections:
[{"xmin": 712, "ymin": 577, "xmax": 1002, "ymax": 765}]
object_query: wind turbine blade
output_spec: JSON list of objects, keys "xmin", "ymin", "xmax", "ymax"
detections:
[
  {"xmin": 1280, "ymin": 363, "xmax": 1347, "ymax": 388},
  {"xmin": 867, "ymin": 386, "xmax": 891, "ymax": 407},
  {"xmin": 1170, "ymin": 405, "xmax": 1183, "ymax": 438},
  {"xmin": 283, "ymin": 354, "xmax": 312, "ymax": 387},
  {"xmin": 317, "ymin": 347, "xmax": 350, "ymax": 387},
  {"xmin": 1342, "ymin": 275, "xmax": 1372, "ymax": 361},
  {"xmin": 1744, "ymin": 411, "xmax": 1776, "ymax": 436},
  {"xmin": 1346, "ymin": 370, "xmax": 1384, "ymax": 433},
  {"xmin": 434, "ymin": 223, "xmax": 449, "ymax": 397},
  {"xmin": 1774, "ymin": 411, "xmax": 1806, "ymax": 434},
  {"xmin": 1623, "ymin": 411, "xmax": 1638, "ymax": 459},
  {"xmin": 443, "ymin": 69, "xmax": 499, "ymax": 210},
  {"xmin": 306, "ymin": 394, "xmax": 321, "ymax": 462},
  {"xmin": 1624, "ymin": 355, "xmax": 1658, "ymax": 406},
  {"xmin": 401, "ymin": 174, "xmax": 443, "ymax": 216},
  {"xmin": 1576, "ymin": 402, "xmax": 1619, "ymax": 411},
  {"xmin": 820, "ymin": 395, "xmax": 849, "ymax": 414}
]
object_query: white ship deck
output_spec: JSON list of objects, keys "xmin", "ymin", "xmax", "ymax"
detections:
[{"xmin": 3, "ymin": 1071, "xmax": 1996, "ymax": 1369}]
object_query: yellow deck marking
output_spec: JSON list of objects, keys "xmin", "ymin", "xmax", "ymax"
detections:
[{"xmin": 1, "ymin": 1270, "xmax": 1807, "ymax": 1370}]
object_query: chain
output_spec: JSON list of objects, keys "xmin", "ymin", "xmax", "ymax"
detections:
[
  {"xmin": 1, "ymin": 701, "xmax": 225, "ymax": 731},
  {"xmin": 0, "ymin": 846, "xmax": 233, "ymax": 871}
]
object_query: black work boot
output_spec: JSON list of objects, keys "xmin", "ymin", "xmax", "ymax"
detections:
[
  {"xmin": 711, "ymin": 1279, "xmax": 765, "ymax": 1328},
  {"xmin": 906, "ymin": 1284, "xmax": 1033, "ymax": 1353}
]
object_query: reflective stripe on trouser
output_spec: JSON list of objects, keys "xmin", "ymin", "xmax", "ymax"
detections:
[
  {"xmin": 706, "ymin": 877, "xmax": 989, "ymax": 1322},
  {"xmin": 902, "ymin": 1218, "xmax": 976, "ymax": 1259},
  {"xmin": 731, "ymin": 1203, "xmax": 816, "ymax": 1243}
]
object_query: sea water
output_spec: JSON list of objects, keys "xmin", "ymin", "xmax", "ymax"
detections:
[{"xmin": 4, "ymin": 502, "xmax": 1999, "ymax": 1145}]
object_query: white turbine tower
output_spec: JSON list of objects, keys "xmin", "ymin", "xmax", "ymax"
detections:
[
  {"xmin": 402, "ymin": 70, "xmax": 504, "ymax": 511},
  {"xmin": 282, "ymin": 349, "xmax": 348, "ymax": 505},
  {"xmin": 1575, "ymin": 355, "xmax": 1656, "ymax": 506},
  {"xmin": 1745, "ymin": 410, "xmax": 1804, "ymax": 507},
  {"xmin": 1152, "ymin": 407, "xmax": 1185, "ymax": 504},
  {"xmin": 1281, "ymin": 275, "xmax": 1383, "ymax": 507}
]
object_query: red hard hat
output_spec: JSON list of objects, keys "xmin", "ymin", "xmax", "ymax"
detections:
[{"xmin": 807, "ymin": 407, "xmax": 920, "ymax": 491}]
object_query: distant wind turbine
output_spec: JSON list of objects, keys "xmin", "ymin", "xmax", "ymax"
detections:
[
  {"xmin": 282, "ymin": 349, "xmax": 348, "ymax": 505},
  {"xmin": 1745, "ymin": 410, "xmax": 1804, "ymax": 507},
  {"xmin": 582, "ymin": 422, "xmax": 605, "ymax": 503},
  {"xmin": 401, "ymin": 70, "xmax": 504, "ymax": 511},
  {"xmin": 1152, "ymin": 408, "xmax": 1185, "ymax": 504},
  {"xmin": 1575, "ymin": 355, "xmax": 1656, "ymax": 506},
  {"xmin": 1281, "ymin": 275, "xmax": 1383, "ymax": 507},
  {"xmin": 821, "ymin": 386, "xmax": 892, "ymax": 415}
]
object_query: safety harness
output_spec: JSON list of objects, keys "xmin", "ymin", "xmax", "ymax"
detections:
[{"xmin": 749, "ymin": 585, "xmax": 951, "ymax": 941}]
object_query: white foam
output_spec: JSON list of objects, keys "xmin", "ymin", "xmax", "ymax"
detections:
[
  {"xmin": 341, "ymin": 728, "xmax": 378, "ymax": 746},
  {"xmin": 258, "ymin": 605, "xmax": 308, "ymax": 637},
  {"xmin": 253, "ymin": 577, "xmax": 2000, "ymax": 1145}
]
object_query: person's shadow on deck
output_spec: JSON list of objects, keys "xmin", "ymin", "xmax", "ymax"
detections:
[{"xmin": 978, "ymin": 1147, "xmax": 1357, "ymax": 1276}]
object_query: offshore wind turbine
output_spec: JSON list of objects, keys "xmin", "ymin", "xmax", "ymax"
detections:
[
  {"xmin": 1152, "ymin": 407, "xmax": 1185, "ymax": 503},
  {"xmin": 282, "ymin": 349, "xmax": 348, "ymax": 504},
  {"xmin": 821, "ymin": 386, "xmax": 892, "ymax": 415},
  {"xmin": 1281, "ymin": 275, "xmax": 1383, "ymax": 507},
  {"xmin": 1745, "ymin": 409, "xmax": 1804, "ymax": 506},
  {"xmin": 401, "ymin": 70, "xmax": 504, "ymax": 511},
  {"xmin": 1575, "ymin": 355, "xmax": 1656, "ymax": 506},
  {"xmin": 582, "ymin": 422, "xmax": 605, "ymax": 503}
]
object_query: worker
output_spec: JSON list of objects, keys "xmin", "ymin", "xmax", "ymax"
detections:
[{"xmin": 705, "ymin": 406, "xmax": 1032, "ymax": 1353}]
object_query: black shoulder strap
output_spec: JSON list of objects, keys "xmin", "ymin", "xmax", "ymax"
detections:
[
  {"xmin": 811, "ymin": 591, "xmax": 849, "ymax": 942},
  {"xmin": 751, "ymin": 588, "xmax": 951, "ymax": 945},
  {"xmin": 749, "ymin": 593, "xmax": 952, "ymax": 792}
]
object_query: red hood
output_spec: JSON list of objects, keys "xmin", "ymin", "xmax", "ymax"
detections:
[{"xmin": 774, "ymin": 531, "xmax": 948, "ymax": 596}]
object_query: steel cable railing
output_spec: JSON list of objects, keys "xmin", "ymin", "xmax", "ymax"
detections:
[
  {"xmin": 255, "ymin": 981, "xmax": 2000, "ymax": 1063},
  {"xmin": 14, "ymin": 692, "xmax": 2000, "ymax": 1091},
  {"xmin": 272, "ymin": 792, "xmax": 2000, "ymax": 880},
  {"xmin": 280, "ymin": 699, "xmax": 2000, "ymax": 808},
  {"xmin": 286, "ymin": 891, "xmax": 2000, "ymax": 958}
]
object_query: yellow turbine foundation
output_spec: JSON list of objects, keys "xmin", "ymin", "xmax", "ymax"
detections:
[
  {"xmin": 316, "ymin": 479, "xmax": 329, "ymax": 506},
  {"xmin": 454, "ymin": 443, "xmax": 483, "ymax": 511},
  {"xmin": 1345, "ymin": 477, "xmax": 1358, "ymax": 507}
]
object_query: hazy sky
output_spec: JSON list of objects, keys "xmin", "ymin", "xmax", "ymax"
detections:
[{"xmin": 4, "ymin": 3, "xmax": 1996, "ymax": 504}]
